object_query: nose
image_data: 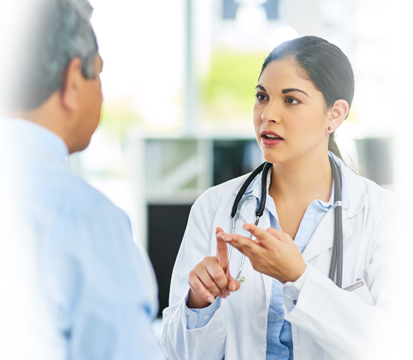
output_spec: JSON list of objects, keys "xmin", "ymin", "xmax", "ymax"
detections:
[{"xmin": 260, "ymin": 100, "xmax": 281, "ymax": 123}]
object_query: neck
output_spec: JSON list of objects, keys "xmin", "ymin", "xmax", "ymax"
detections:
[
  {"xmin": 270, "ymin": 150, "xmax": 333, "ymax": 204},
  {"xmin": 3, "ymin": 94, "xmax": 74, "ymax": 153}
]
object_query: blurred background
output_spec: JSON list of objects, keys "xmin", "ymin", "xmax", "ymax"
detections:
[{"xmin": 65, "ymin": 0, "xmax": 412, "ymax": 346}]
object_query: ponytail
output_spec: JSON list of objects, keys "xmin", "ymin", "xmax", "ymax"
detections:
[{"xmin": 328, "ymin": 133, "xmax": 343, "ymax": 161}]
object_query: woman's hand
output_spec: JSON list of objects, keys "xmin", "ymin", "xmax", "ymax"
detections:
[
  {"xmin": 217, "ymin": 224, "xmax": 307, "ymax": 284},
  {"xmin": 187, "ymin": 227, "xmax": 241, "ymax": 309}
]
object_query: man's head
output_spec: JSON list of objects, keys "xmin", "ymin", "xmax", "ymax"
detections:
[{"xmin": 0, "ymin": 0, "xmax": 103, "ymax": 153}]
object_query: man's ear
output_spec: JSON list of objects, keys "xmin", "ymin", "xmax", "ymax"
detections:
[
  {"xmin": 326, "ymin": 99, "xmax": 349, "ymax": 133},
  {"xmin": 61, "ymin": 57, "xmax": 83, "ymax": 112}
]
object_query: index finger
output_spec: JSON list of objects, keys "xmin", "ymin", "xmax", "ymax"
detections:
[
  {"xmin": 243, "ymin": 224, "xmax": 282, "ymax": 248},
  {"xmin": 216, "ymin": 227, "xmax": 229, "ymax": 271}
]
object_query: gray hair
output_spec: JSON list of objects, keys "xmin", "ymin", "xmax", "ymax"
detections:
[{"xmin": 0, "ymin": 0, "xmax": 98, "ymax": 111}]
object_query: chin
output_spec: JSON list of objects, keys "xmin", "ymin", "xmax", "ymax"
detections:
[
  {"xmin": 261, "ymin": 149, "xmax": 289, "ymax": 165},
  {"xmin": 69, "ymin": 139, "xmax": 91, "ymax": 154}
]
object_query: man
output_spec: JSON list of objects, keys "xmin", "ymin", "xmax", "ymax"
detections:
[{"xmin": 0, "ymin": 0, "xmax": 163, "ymax": 359}]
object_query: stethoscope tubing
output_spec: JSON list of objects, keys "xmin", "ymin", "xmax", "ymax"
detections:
[
  {"xmin": 228, "ymin": 162, "xmax": 272, "ymax": 283},
  {"xmin": 328, "ymin": 156, "xmax": 343, "ymax": 287},
  {"xmin": 229, "ymin": 154, "xmax": 344, "ymax": 288}
]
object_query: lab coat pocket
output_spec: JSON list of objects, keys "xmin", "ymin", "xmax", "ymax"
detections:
[{"xmin": 344, "ymin": 279, "xmax": 375, "ymax": 306}]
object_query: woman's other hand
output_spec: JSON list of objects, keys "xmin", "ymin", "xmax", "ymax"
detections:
[
  {"xmin": 217, "ymin": 225, "xmax": 307, "ymax": 284},
  {"xmin": 187, "ymin": 227, "xmax": 241, "ymax": 309}
]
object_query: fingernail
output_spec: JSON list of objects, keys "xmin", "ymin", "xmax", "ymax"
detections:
[
  {"xmin": 243, "ymin": 224, "xmax": 250, "ymax": 230},
  {"xmin": 223, "ymin": 236, "xmax": 232, "ymax": 242},
  {"xmin": 207, "ymin": 296, "xmax": 214, "ymax": 303}
]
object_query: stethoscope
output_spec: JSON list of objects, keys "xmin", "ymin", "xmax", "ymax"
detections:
[{"xmin": 227, "ymin": 154, "xmax": 344, "ymax": 288}]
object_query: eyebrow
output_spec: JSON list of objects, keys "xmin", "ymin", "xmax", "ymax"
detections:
[
  {"xmin": 282, "ymin": 88, "xmax": 309, "ymax": 97},
  {"xmin": 255, "ymin": 85, "xmax": 309, "ymax": 98}
]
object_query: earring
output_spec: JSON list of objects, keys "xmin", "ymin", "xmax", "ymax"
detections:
[{"xmin": 328, "ymin": 126, "xmax": 332, "ymax": 131}]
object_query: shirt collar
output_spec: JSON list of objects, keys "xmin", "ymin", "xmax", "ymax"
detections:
[
  {"xmin": 243, "ymin": 152, "xmax": 350, "ymax": 211},
  {"xmin": 0, "ymin": 116, "xmax": 69, "ymax": 163}
]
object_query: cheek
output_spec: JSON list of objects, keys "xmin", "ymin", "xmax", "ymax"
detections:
[
  {"xmin": 253, "ymin": 116, "xmax": 262, "ymax": 144},
  {"xmin": 290, "ymin": 113, "xmax": 327, "ymax": 147},
  {"xmin": 93, "ymin": 84, "xmax": 103, "ymax": 115},
  {"xmin": 97, "ymin": 92, "xmax": 103, "ymax": 110},
  {"xmin": 253, "ymin": 106, "xmax": 261, "ymax": 128},
  {"xmin": 95, "ymin": 80, "xmax": 103, "ymax": 104}
]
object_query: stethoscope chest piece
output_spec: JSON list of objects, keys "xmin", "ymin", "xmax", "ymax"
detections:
[{"xmin": 236, "ymin": 276, "xmax": 246, "ymax": 284}]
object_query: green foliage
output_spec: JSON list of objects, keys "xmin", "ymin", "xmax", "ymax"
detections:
[
  {"xmin": 99, "ymin": 103, "xmax": 144, "ymax": 145},
  {"xmin": 201, "ymin": 51, "xmax": 266, "ymax": 119}
]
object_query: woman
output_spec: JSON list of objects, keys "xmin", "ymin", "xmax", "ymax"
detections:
[{"xmin": 161, "ymin": 36, "xmax": 406, "ymax": 360}]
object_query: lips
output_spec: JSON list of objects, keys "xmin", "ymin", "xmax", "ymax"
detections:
[
  {"xmin": 261, "ymin": 130, "xmax": 284, "ymax": 140},
  {"xmin": 260, "ymin": 130, "xmax": 284, "ymax": 146}
]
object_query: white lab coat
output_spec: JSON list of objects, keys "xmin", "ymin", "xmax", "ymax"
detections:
[{"xmin": 161, "ymin": 160, "xmax": 410, "ymax": 360}]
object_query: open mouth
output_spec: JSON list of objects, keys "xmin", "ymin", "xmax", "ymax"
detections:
[
  {"xmin": 261, "ymin": 131, "xmax": 284, "ymax": 141},
  {"xmin": 262, "ymin": 134, "xmax": 283, "ymax": 140}
]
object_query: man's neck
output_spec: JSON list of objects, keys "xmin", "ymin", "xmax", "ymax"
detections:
[{"xmin": 3, "ymin": 95, "xmax": 73, "ymax": 153}]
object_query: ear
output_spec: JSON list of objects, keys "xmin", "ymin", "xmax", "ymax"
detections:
[
  {"xmin": 326, "ymin": 99, "xmax": 349, "ymax": 133},
  {"xmin": 61, "ymin": 57, "xmax": 83, "ymax": 112}
]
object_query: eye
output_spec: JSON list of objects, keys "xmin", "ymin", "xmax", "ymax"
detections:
[
  {"xmin": 255, "ymin": 93, "xmax": 268, "ymax": 102},
  {"xmin": 285, "ymin": 96, "xmax": 300, "ymax": 105}
]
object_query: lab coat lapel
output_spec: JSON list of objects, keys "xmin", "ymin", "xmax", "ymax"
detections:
[
  {"xmin": 303, "ymin": 208, "xmax": 352, "ymax": 263},
  {"xmin": 237, "ymin": 197, "xmax": 258, "ymax": 226},
  {"xmin": 237, "ymin": 199, "xmax": 273, "ymax": 312},
  {"xmin": 235, "ymin": 167, "xmax": 270, "ymax": 227},
  {"xmin": 258, "ymin": 211, "xmax": 274, "ymax": 311},
  {"xmin": 303, "ymin": 158, "xmax": 366, "ymax": 263}
]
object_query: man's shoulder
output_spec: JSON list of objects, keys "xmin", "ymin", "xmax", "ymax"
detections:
[
  {"xmin": 62, "ymin": 172, "xmax": 125, "ymax": 219},
  {"xmin": 37, "ymin": 164, "xmax": 127, "ymax": 225}
]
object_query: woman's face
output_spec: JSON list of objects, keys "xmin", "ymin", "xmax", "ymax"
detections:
[{"xmin": 253, "ymin": 58, "xmax": 331, "ymax": 165}]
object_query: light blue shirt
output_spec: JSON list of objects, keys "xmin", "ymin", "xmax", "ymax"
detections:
[
  {"xmin": 185, "ymin": 154, "xmax": 349, "ymax": 360},
  {"xmin": 0, "ymin": 117, "xmax": 163, "ymax": 360}
]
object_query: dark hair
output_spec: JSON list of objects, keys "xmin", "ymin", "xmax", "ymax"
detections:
[
  {"xmin": 0, "ymin": 0, "xmax": 98, "ymax": 111},
  {"xmin": 259, "ymin": 36, "xmax": 354, "ymax": 161}
]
